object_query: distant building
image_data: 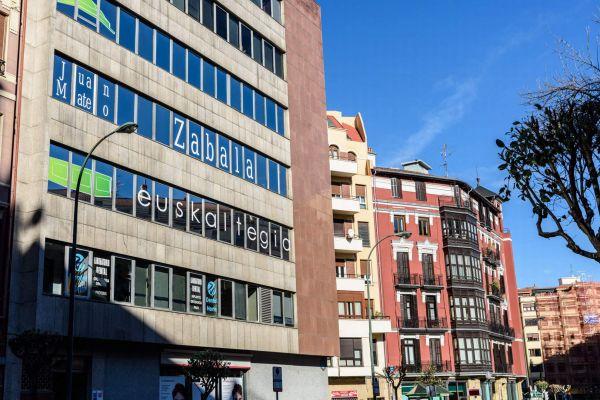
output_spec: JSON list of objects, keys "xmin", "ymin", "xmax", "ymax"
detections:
[
  {"xmin": 373, "ymin": 162, "xmax": 527, "ymax": 400},
  {"xmin": 519, "ymin": 280, "xmax": 600, "ymax": 398}
]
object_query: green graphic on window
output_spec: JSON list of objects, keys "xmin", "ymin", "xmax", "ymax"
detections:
[
  {"xmin": 57, "ymin": 0, "xmax": 115, "ymax": 34},
  {"xmin": 48, "ymin": 156, "xmax": 112, "ymax": 198}
]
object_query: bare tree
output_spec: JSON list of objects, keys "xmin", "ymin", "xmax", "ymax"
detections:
[
  {"xmin": 184, "ymin": 350, "xmax": 230, "ymax": 400},
  {"xmin": 497, "ymin": 22, "xmax": 600, "ymax": 263},
  {"xmin": 379, "ymin": 365, "xmax": 407, "ymax": 400}
]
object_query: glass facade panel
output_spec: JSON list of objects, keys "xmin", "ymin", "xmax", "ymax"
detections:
[{"xmin": 154, "ymin": 266, "xmax": 170, "ymax": 309}]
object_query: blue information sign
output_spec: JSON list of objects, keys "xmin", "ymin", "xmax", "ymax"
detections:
[{"xmin": 273, "ymin": 366, "xmax": 282, "ymax": 393}]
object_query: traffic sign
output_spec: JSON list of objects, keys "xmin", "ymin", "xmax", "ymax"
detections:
[{"xmin": 273, "ymin": 366, "xmax": 283, "ymax": 392}]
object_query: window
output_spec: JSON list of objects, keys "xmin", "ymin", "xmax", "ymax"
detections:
[
  {"xmin": 329, "ymin": 145, "xmax": 339, "ymax": 159},
  {"xmin": 172, "ymin": 269, "xmax": 187, "ymax": 312},
  {"xmin": 242, "ymin": 84, "xmax": 254, "ymax": 119},
  {"xmin": 273, "ymin": 290, "xmax": 283, "ymax": 324},
  {"xmin": 418, "ymin": 217, "xmax": 430, "ymax": 236},
  {"xmin": 91, "ymin": 251, "xmax": 111, "ymax": 302},
  {"xmin": 218, "ymin": 205, "xmax": 232, "ymax": 243},
  {"xmin": 347, "ymin": 152, "xmax": 356, "ymax": 162},
  {"xmin": 522, "ymin": 303, "xmax": 536, "ymax": 312},
  {"xmin": 115, "ymin": 168, "xmax": 134, "ymax": 214},
  {"xmin": 118, "ymin": 9, "xmax": 136, "ymax": 53},
  {"xmin": 172, "ymin": 189, "xmax": 187, "ymax": 231},
  {"xmin": 450, "ymin": 294, "xmax": 487, "ymax": 324},
  {"xmin": 187, "ymin": 51, "xmax": 201, "ymax": 89},
  {"xmin": 43, "ymin": 242, "xmax": 65, "ymax": 295},
  {"xmin": 393, "ymin": 215, "xmax": 405, "ymax": 234},
  {"xmin": 357, "ymin": 222, "xmax": 370, "ymax": 247},
  {"xmin": 220, "ymin": 279, "xmax": 233, "ymax": 317},
  {"xmin": 338, "ymin": 301, "xmax": 362, "ymax": 318},
  {"xmin": 526, "ymin": 333, "xmax": 540, "ymax": 342},
  {"xmin": 136, "ymin": 96, "xmax": 153, "ymax": 139},
  {"xmin": 524, "ymin": 318, "xmax": 538, "ymax": 327},
  {"xmin": 188, "ymin": 0, "xmax": 201, "ymax": 19},
  {"xmin": 453, "ymin": 335, "xmax": 490, "ymax": 366},
  {"xmin": 284, "ymin": 293, "xmax": 294, "ymax": 326},
  {"xmin": 172, "ymin": 0, "xmax": 185, "ymax": 12},
  {"xmin": 529, "ymin": 349, "xmax": 542, "ymax": 357},
  {"xmin": 153, "ymin": 265, "xmax": 170, "ymax": 309},
  {"xmin": 204, "ymin": 200, "xmax": 218, "ymax": 240},
  {"xmin": 117, "ymin": 86, "xmax": 135, "ymax": 126},
  {"xmin": 203, "ymin": 60, "xmax": 215, "ymax": 97},
  {"xmin": 99, "ymin": 1, "xmax": 117, "ymax": 40},
  {"xmin": 189, "ymin": 273, "xmax": 203, "ymax": 313},
  {"xmin": 266, "ymin": 98, "xmax": 277, "ymax": 131},
  {"xmin": 114, "ymin": 257, "xmax": 132, "ymax": 303},
  {"xmin": 215, "ymin": 6, "xmax": 228, "ymax": 40},
  {"xmin": 400, "ymin": 294, "xmax": 417, "ymax": 322},
  {"xmin": 339, "ymin": 338, "xmax": 363, "ymax": 367},
  {"xmin": 256, "ymin": 154, "xmax": 268, "ymax": 189},
  {"xmin": 216, "ymin": 67, "xmax": 228, "ymax": 103},
  {"xmin": 155, "ymin": 104, "xmax": 171, "ymax": 146},
  {"xmin": 48, "ymin": 143, "xmax": 70, "ymax": 197},
  {"xmin": 255, "ymin": 92, "xmax": 265, "ymax": 125},
  {"xmin": 235, "ymin": 282, "xmax": 247, "ymax": 320},
  {"xmin": 205, "ymin": 276, "xmax": 218, "ymax": 316},
  {"xmin": 135, "ymin": 176, "xmax": 152, "ymax": 221},
  {"xmin": 229, "ymin": 16, "xmax": 240, "ymax": 48},
  {"xmin": 172, "ymin": 41, "xmax": 186, "ymax": 80},
  {"xmin": 202, "ymin": 0, "xmax": 214, "ymax": 30},
  {"xmin": 430, "ymin": 338, "xmax": 442, "ymax": 365},
  {"xmin": 154, "ymin": 182, "xmax": 170, "ymax": 225},
  {"xmin": 356, "ymin": 185, "xmax": 367, "ymax": 209},
  {"xmin": 268, "ymin": 159, "xmax": 279, "ymax": 193},
  {"xmin": 422, "ymin": 253, "xmax": 434, "ymax": 279},
  {"xmin": 275, "ymin": 50, "xmax": 284, "ymax": 79},
  {"xmin": 445, "ymin": 249, "xmax": 482, "ymax": 283},
  {"xmin": 264, "ymin": 41, "xmax": 274, "ymax": 72},
  {"xmin": 402, "ymin": 339, "xmax": 419, "ymax": 366},
  {"xmin": 230, "ymin": 76, "xmax": 242, "ymax": 112},
  {"xmin": 252, "ymin": 33, "xmax": 263, "ymax": 64},
  {"xmin": 247, "ymin": 285, "xmax": 259, "ymax": 322},
  {"xmin": 240, "ymin": 24, "xmax": 252, "ymax": 57},
  {"xmin": 391, "ymin": 177, "xmax": 402, "ymax": 198},
  {"xmin": 415, "ymin": 181, "xmax": 427, "ymax": 201},
  {"xmin": 67, "ymin": 252, "xmax": 89, "ymax": 298},
  {"xmin": 134, "ymin": 261, "xmax": 151, "ymax": 307},
  {"xmin": 137, "ymin": 20, "xmax": 154, "ymax": 63},
  {"xmin": 97, "ymin": 76, "xmax": 115, "ymax": 123},
  {"xmin": 70, "ymin": 152, "xmax": 91, "ymax": 203}
]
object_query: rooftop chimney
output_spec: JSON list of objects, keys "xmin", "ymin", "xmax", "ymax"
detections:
[{"xmin": 402, "ymin": 160, "xmax": 432, "ymax": 174}]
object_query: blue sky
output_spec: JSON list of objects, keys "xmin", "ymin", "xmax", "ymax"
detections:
[{"xmin": 321, "ymin": 0, "xmax": 600, "ymax": 287}]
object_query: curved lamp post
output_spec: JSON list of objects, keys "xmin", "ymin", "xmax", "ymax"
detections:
[
  {"xmin": 367, "ymin": 231, "xmax": 411, "ymax": 400},
  {"xmin": 66, "ymin": 122, "xmax": 137, "ymax": 400}
]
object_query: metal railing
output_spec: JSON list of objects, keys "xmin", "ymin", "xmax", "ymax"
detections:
[
  {"xmin": 398, "ymin": 318, "xmax": 448, "ymax": 330},
  {"xmin": 0, "ymin": 59, "xmax": 5, "ymax": 77},
  {"xmin": 422, "ymin": 274, "xmax": 444, "ymax": 287},
  {"xmin": 394, "ymin": 273, "xmax": 421, "ymax": 286},
  {"xmin": 489, "ymin": 322, "xmax": 515, "ymax": 337},
  {"xmin": 438, "ymin": 197, "xmax": 475, "ymax": 212}
]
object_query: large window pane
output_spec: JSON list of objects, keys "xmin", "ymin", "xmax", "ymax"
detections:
[
  {"xmin": 134, "ymin": 261, "xmax": 151, "ymax": 307},
  {"xmin": 43, "ymin": 242, "xmax": 65, "ymax": 295},
  {"xmin": 243, "ymin": 148, "xmax": 256, "ymax": 183},
  {"xmin": 70, "ymin": 152, "xmax": 92, "ymax": 203},
  {"xmin": 115, "ymin": 168, "xmax": 134, "ymax": 214},
  {"xmin": 93, "ymin": 160, "xmax": 114, "ymax": 209},
  {"xmin": 114, "ymin": 257, "xmax": 132, "ymax": 303},
  {"xmin": 242, "ymin": 85, "xmax": 254, "ymax": 119},
  {"xmin": 220, "ymin": 279, "xmax": 233, "ymax": 317},
  {"xmin": 259, "ymin": 219, "xmax": 270, "ymax": 255},
  {"xmin": 172, "ymin": 0, "xmax": 185, "ymax": 12},
  {"xmin": 203, "ymin": 60, "xmax": 215, "ymax": 97},
  {"xmin": 118, "ymin": 9, "xmax": 136, "ymax": 53},
  {"xmin": 97, "ymin": 76, "xmax": 115, "ymax": 123},
  {"xmin": 284, "ymin": 293, "xmax": 294, "ymax": 326},
  {"xmin": 233, "ymin": 210, "xmax": 245, "ymax": 247},
  {"xmin": 155, "ymin": 30, "xmax": 171, "ymax": 72},
  {"xmin": 254, "ymin": 92, "xmax": 265, "ymax": 125},
  {"xmin": 117, "ymin": 86, "xmax": 135, "ymax": 126},
  {"xmin": 215, "ymin": 6, "xmax": 228, "ymax": 40},
  {"xmin": 187, "ymin": 51, "xmax": 201, "ymax": 89},
  {"xmin": 273, "ymin": 290, "xmax": 283, "ymax": 324},
  {"xmin": 231, "ymin": 142, "xmax": 244, "ymax": 179},
  {"xmin": 153, "ymin": 182, "xmax": 170, "ymax": 225},
  {"xmin": 99, "ymin": 0, "xmax": 117, "ymax": 40},
  {"xmin": 275, "ymin": 49, "xmax": 284, "ymax": 78},
  {"xmin": 246, "ymin": 215, "xmax": 258, "ymax": 251},
  {"xmin": 74, "ymin": 66, "xmax": 95, "ymax": 114},
  {"xmin": 172, "ymin": 269, "xmax": 187, "ymax": 312},
  {"xmin": 172, "ymin": 189, "xmax": 187, "ymax": 231},
  {"xmin": 268, "ymin": 159, "xmax": 278, "ymax": 193},
  {"xmin": 189, "ymin": 195, "xmax": 203, "ymax": 234},
  {"xmin": 172, "ymin": 41, "xmax": 186, "ymax": 80},
  {"xmin": 57, "ymin": 0, "xmax": 75, "ymax": 18},
  {"xmin": 77, "ymin": 0, "xmax": 98, "ymax": 30},
  {"xmin": 230, "ymin": 76, "xmax": 242, "ymax": 112},
  {"xmin": 241, "ymin": 24, "xmax": 252, "ymax": 56},
  {"xmin": 218, "ymin": 205, "xmax": 231, "ymax": 243},
  {"xmin": 270, "ymin": 223, "xmax": 281, "ymax": 258},
  {"xmin": 188, "ymin": 0, "xmax": 201, "ymax": 20},
  {"xmin": 73, "ymin": 250, "xmax": 90, "ymax": 297},
  {"xmin": 155, "ymin": 104, "xmax": 171, "ymax": 146},
  {"xmin": 279, "ymin": 165, "xmax": 287, "ymax": 196},
  {"xmin": 216, "ymin": 67, "xmax": 227, "ymax": 103},
  {"xmin": 189, "ymin": 121, "xmax": 202, "ymax": 160},
  {"xmin": 256, "ymin": 153, "xmax": 267, "ymax": 189},
  {"xmin": 138, "ymin": 20, "xmax": 154, "ymax": 63},
  {"xmin": 252, "ymin": 33, "xmax": 263, "ymax": 64},
  {"xmin": 229, "ymin": 16, "xmax": 239, "ymax": 48},
  {"xmin": 266, "ymin": 98, "xmax": 276, "ymax": 131},
  {"xmin": 272, "ymin": 0, "xmax": 282, "ymax": 23},
  {"xmin": 205, "ymin": 276, "xmax": 218, "ymax": 316},
  {"xmin": 203, "ymin": 128, "xmax": 217, "ymax": 166},
  {"xmin": 136, "ymin": 176, "xmax": 153, "ymax": 220},
  {"xmin": 154, "ymin": 265, "xmax": 170, "ymax": 309},
  {"xmin": 276, "ymin": 105, "xmax": 285, "ymax": 136},
  {"xmin": 217, "ymin": 135, "xmax": 230, "ymax": 172},
  {"xmin": 202, "ymin": 0, "xmax": 214, "ymax": 30},
  {"xmin": 204, "ymin": 200, "xmax": 218, "ymax": 240},
  {"xmin": 48, "ymin": 144, "xmax": 70, "ymax": 197},
  {"xmin": 264, "ymin": 41, "xmax": 274, "ymax": 72},
  {"xmin": 247, "ymin": 285, "xmax": 258, "ymax": 321},
  {"xmin": 235, "ymin": 282, "xmax": 246, "ymax": 320},
  {"xmin": 52, "ymin": 55, "xmax": 73, "ymax": 104},
  {"xmin": 136, "ymin": 96, "xmax": 153, "ymax": 139}
]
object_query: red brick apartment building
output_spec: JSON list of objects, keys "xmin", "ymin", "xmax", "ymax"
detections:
[
  {"xmin": 519, "ymin": 280, "xmax": 600, "ymax": 398},
  {"xmin": 373, "ymin": 161, "xmax": 526, "ymax": 400}
]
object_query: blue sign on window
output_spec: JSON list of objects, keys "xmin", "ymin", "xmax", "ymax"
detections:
[
  {"xmin": 74, "ymin": 66, "xmax": 95, "ymax": 113},
  {"xmin": 231, "ymin": 142, "xmax": 244, "ymax": 179},
  {"xmin": 188, "ymin": 121, "xmax": 202, "ymax": 160},
  {"xmin": 52, "ymin": 55, "xmax": 73, "ymax": 104},
  {"xmin": 204, "ymin": 128, "xmax": 216, "ymax": 166},
  {"xmin": 244, "ymin": 148, "xmax": 256, "ymax": 184},
  {"xmin": 172, "ymin": 113, "xmax": 187, "ymax": 154},
  {"xmin": 97, "ymin": 76, "xmax": 115, "ymax": 123}
]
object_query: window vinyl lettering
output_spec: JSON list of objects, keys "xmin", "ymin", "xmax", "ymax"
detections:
[
  {"xmin": 51, "ymin": 55, "xmax": 288, "ymax": 197},
  {"xmin": 56, "ymin": 0, "xmax": 286, "ymax": 135},
  {"xmin": 74, "ymin": 66, "xmax": 95, "ymax": 113}
]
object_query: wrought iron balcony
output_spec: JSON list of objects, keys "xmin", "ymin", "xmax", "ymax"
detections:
[
  {"xmin": 422, "ymin": 274, "xmax": 444, "ymax": 287},
  {"xmin": 489, "ymin": 322, "xmax": 515, "ymax": 338},
  {"xmin": 398, "ymin": 318, "xmax": 448, "ymax": 331},
  {"xmin": 394, "ymin": 273, "xmax": 421, "ymax": 287}
]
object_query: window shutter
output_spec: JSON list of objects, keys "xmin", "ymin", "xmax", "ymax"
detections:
[
  {"xmin": 358, "ymin": 222, "xmax": 370, "ymax": 246},
  {"xmin": 331, "ymin": 183, "xmax": 342, "ymax": 197},
  {"xmin": 340, "ymin": 338, "xmax": 353, "ymax": 359},
  {"xmin": 355, "ymin": 185, "xmax": 366, "ymax": 197},
  {"xmin": 260, "ymin": 287, "xmax": 272, "ymax": 323},
  {"xmin": 360, "ymin": 260, "xmax": 368, "ymax": 277},
  {"xmin": 341, "ymin": 183, "xmax": 351, "ymax": 198},
  {"xmin": 416, "ymin": 181, "xmax": 426, "ymax": 201}
]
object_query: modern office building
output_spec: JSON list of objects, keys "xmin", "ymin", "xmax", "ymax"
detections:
[
  {"xmin": 0, "ymin": 0, "xmax": 26, "ymax": 396},
  {"xmin": 326, "ymin": 111, "xmax": 392, "ymax": 400},
  {"xmin": 519, "ymin": 279, "xmax": 600, "ymax": 398},
  {"xmin": 373, "ymin": 161, "xmax": 526, "ymax": 400},
  {"xmin": 5, "ymin": 0, "xmax": 339, "ymax": 398}
]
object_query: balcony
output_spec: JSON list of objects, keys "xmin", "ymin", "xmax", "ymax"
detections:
[
  {"xmin": 339, "ymin": 316, "xmax": 393, "ymax": 337},
  {"xmin": 486, "ymin": 282, "xmax": 504, "ymax": 300},
  {"xmin": 402, "ymin": 360, "xmax": 453, "ymax": 374},
  {"xmin": 494, "ymin": 363, "xmax": 513, "ymax": 374},
  {"xmin": 334, "ymin": 235, "xmax": 363, "ymax": 253},
  {"xmin": 398, "ymin": 318, "xmax": 449, "ymax": 331},
  {"xmin": 331, "ymin": 195, "xmax": 361, "ymax": 215},
  {"xmin": 422, "ymin": 274, "xmax": 444, "ymax": 288},
  {"xmin": 439, "ymin": 197, "xmax": 476, "ymax": 213},
  {"xmin": 336, "ymin": 275, "xmax": 365, "ymax": 292},
  {"xmin": 330, "ymin": 154, "xmax": 358, "ymax": 177},
  {"xmin": 395, "ymin": 273, "xmax": 421, "ymax": 287},
  {"xmin": 489, "ymin": 322, "xmax": 515, "ymax": 338},
  {"xmin": 483, "ymin": 248, "xmax": 501, "ymax": 266}
]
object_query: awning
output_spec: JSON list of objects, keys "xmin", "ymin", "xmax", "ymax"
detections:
[
  {"xmin": 161, "ymin": 351, "xmax": 251, "ymax": 370},
  {"xmin": 331, "ymin": 390, "xmax": 358, "ymax": 399}
]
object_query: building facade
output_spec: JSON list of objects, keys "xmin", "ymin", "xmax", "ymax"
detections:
[
  {"xmin": 373, "ymin": 162, "xmax": 526, "ymax": 400},
  {"xmin": 326, "ymin": 112, "xmax": 392, "ymax": 400},
  {"xmin": 5, "ymin": 0, "xmax": 338, "ymax": 398},
  {"xmin": 519, "ymin": 279, "xmax": 600, "ymax": 398}
]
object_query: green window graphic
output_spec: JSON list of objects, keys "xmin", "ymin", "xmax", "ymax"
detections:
[
  {"xmin": 57, "ymin": 0, "xmax": 115, "ymax": 34},
  {"xmin": 48, "ymin": 156, "xmax": 112, "ymax": 198}
]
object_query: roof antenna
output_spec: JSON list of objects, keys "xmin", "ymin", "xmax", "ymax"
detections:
[
  {"xmin": 441, "ymin": 144, "xmax": 451, "ymax": 177},
  {"xmin": 476, "ymin": 167, "xmax": 481, "ymax": 187}
]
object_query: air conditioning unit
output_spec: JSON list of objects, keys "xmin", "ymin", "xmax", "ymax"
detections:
[{"xmin": 346, "ymin": 228, "xmax": 354, "ymax": 239}]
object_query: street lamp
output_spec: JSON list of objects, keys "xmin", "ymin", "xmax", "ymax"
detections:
[
  {"xmin": 65, "ymin": 122, "xmax": 137, "ymax": 400},
  {"xmin": 366, "ymin": 231, "xmax": 412, "ymax": 400}
]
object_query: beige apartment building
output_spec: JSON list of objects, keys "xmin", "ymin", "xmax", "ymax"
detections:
[
  {"xmin": 518, "ymin": 288, "xmax": 544, "ymax": 383},
  {"xmin": 326, "ymin": 111, "xmax": 392, "ymax": 400}
]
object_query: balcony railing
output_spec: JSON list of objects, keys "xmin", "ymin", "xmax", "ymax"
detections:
[
  {"xmin": 494, "ymin": 363, "xmax": 513, "ymax": 374},
  {"xmin": 431, "ymin": 360, "xmax": 452, "ymax": 372},
  {"xmin": 438, "ymin": 197, "xmax": 475, "ymax": 212},
  {"xmin": 483, "ymin": 248, "xmax": 501, "ymax": 265},
  {"xmin": 402, "ymin": 361, "xmax": 452, "ymax": 374},
  {"xmin": 395, "ymin": 273, "xmax": 444, "ymax": 288},
  {"xmin": 401, "ymin": 362, "xmax": 422, "ymax": 374},
  {"xmin": 0, "ymin": 59, "xmax": 5, "ymax": 76},
  {"xmin": 489, "ymin": 322, "xmax": 515, "ymax": 337},
  {"xmin": 486, "ymin": 283, "xmax": 504, "ymax": 299},
  {"xmin": 329, "ymin": 152, "xmax": 357, "ymax": 162},
  {"xmin": 395, "ymin": 273, "xmax": 421, "ymax": 286},
  {"xmin": 398, "ymin": 318, "xmax": 448, "ymax": 330}
]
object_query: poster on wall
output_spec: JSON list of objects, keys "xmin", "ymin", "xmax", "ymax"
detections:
[
  {"xmin": 192, "ymin": 377, "xmax": 244, "ymax": 400},
  {"xmin": 160, "ymin": 376, "xmax": 186, "ymax": 400}
]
